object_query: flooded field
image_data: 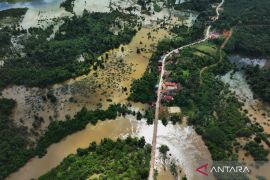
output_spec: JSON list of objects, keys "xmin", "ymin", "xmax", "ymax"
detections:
[
  {"xmin": 221, "ymin": 70, "xmax": 270, "ymax": 179},
  {"xmin": 1, "ymin": 26, "xmax": 169, "ymax": 137},
  {"xmin": 220, "ymin": 71, "xmax": 270, "ymax": 133},
  {"xmin": 228, "ymin": 55, "xmax": 267, "ymax": 69},
  {"xmin": 7, "ymin": 115, "xmax": 212, "ymax": 180}
]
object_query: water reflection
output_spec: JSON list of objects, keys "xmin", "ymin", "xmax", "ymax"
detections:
[{"xmin": 0, "ymin": 0, "xmax": 61, "ymax": 10}]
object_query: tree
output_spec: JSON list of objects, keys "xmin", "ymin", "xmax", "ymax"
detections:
[
  {"xmin": 159, "ymin": 145, "xmax": 169, "ymax": 157},
  {"xmin": 170, "ymin": 163, "xmax": 178, "ymax": 177},
  {"xmin": 170, "ymin": 115, "xmax": 180, "ymax": 125},
  {"xmin": 136, "ymin": 111, "xmax": 142, "ymax": 120},
  {"xmin": 138, "ymin": 137, "xmax": 146, "ymax": 148},
  {"xmin": 159, "ymin": 144, "xmax": 169, "ymax": 166},
  {"xmin": 161, "ymin": 117, "xmax": 168, "ymax": 126}
]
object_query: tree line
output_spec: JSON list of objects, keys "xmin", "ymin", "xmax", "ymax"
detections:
[{"xmin": 39, "ymin": 137, "xmax": 151, "ymax": 179}]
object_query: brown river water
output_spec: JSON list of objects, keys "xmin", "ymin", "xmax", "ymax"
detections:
[
  {"xmin": 7, "ymin": 117, "xmax": 135, "ymax": 180},
  {"xmin": 7, "ymin": 115, "xmax": 212, "ymax": 180}
]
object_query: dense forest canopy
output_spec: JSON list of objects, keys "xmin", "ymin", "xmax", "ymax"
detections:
[
  {"xmin": 174, "ymin": 0, "xmax": 220, "ymax": 12},
  {"xmin": 245, "ymin": 66, "xmax": 270, "ymax": 103},
  {"xmin": 225, "ymin": 27, "xmax": 270, "ymax": 58},
  {"xmin": 39, "ymin": 137, "xmax": 151, "ymax": 180},
  {"xmin": 0, "ymin": 98, "xmax": 33, "ymax": 180},
  {"xmin": 216, "ymin": 0, "xmax": 270, "ymax": 28},
  {"xmin": 0, "ymin": 8, "xmax": 27, "ymax": 20},
  {"xmin": 214, "ymin": 0, "xmax": 270, "ymax": 58}
]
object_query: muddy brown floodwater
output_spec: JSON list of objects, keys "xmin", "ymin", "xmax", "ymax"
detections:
[
  {"xmin": 7, "ymin": 115, "xmax": 212, "ymax": 180},
  {"xmin": 7, "ymin": 117, "xmax": 136, "ymax": 180},
  {"xmin": 1, "ymin": 27, "xmax": 169, "ymax": 136}
]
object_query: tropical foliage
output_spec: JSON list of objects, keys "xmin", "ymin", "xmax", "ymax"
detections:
[{"xmin": 39, "ymin": 137, "xmax": 151, "ymax": 180}]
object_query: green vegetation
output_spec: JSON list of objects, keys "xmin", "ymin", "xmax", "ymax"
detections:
[
  {"xmin": 0, "ymin": 8, "xmax": 27, "ymax": 57},
  {"xmin": 0, "ymin": 27, "xmax": 12, "ymax": 58},
  {"xmin": 244, "ymin": 141, "xmax": 269, "ymax": 161},
  {"xmin": 153, "ymin": 2, "xmax": 162, "ymax": 12},
  {"xmin": 0, "ymin": 98, "xmax": 33, "ymax": 179},
  {"xmin": 128, "ymin": 68, "xmax": 157, "ymax": 103},
  {"xmin": 156, "ymin": 42, "xmax": 262, "ymax": 162},
  {"xmin": 215, "ymin": 0, "xmax": 270, "ymax": 28},
  {"xmin": 245, "ymin": 66, "xmax": 270, "ymax": 103},
  {"xmin": 159, "ymin": 145, "xmax": 169, "ymax": 156},
  {"xmin": 0, "ymin": 11, "xmax": 137, "ymax": 89},
  {"xmin": 159, "ymin": 144, "xmax": 169, "ymax": 163},
  {"xmin": 0, "ymin": 102, "xmax": 135, "ymax": 179},
  {"xmin": 173, "ymin": 0, "xmax": 221, "ymax": 38},
  {"xmin": 215, "ymin": 0, "xmax": 270, "ymax": 57},
  {"xmin": 129, "ymin": 0, "xmax": 223, "ymax": 103},
  {"xmin": 225, "ymin": 27, "xmax": 270, "ymax": 57},
  {"xmin": 164, "ymin": 42, "xmax": 269, "ymax": 161},
  {"xmin": 170, "ymin": 115, "xmax": 181, "ymax": 125},
  {"xmin": 174, "ymin": 0, "xmax": 220, "ymax": 12},
  {"xmin": 257, "ymin": 133, "xmax": 270, "ymax": 148},
  {"xmin": 216, "ymin": 0, "xmax": 270, "ymax": 103},
  {"xmin": 130, "ymin": 0, "xmax": 270, "ymax": 163},
  {"xmin": 170, "ymin": 163, "xmax": 177, "ymax": 177},
  {"xmin": 35, "ymin": 104, "xmax": 132, "ymax": 157},
  {"xmin": 0, "ymin": 8, "xmax": 27, "ymax": 20},
  {"xmin": 60, "ymin": 0, "xmax": 75, "ymax": 13},
  {"xmin": 39, "ymin": 137, "xmax": 151, "ymax": 180},
  {"xmin": 129, "ymin": 26, "xmax": 202, "ymax": 103}
]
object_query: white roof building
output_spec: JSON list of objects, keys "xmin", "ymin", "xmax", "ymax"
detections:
[{"xmin": 168, "ymin": 106, "xmax": 181, "ymax": 114}]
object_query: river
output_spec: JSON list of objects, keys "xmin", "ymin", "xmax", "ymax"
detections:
[{"xmin": 7, "ymin": 115, "xmax": 212, "ymax": 180}]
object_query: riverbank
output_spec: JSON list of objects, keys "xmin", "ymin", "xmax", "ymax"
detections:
[{"xmin": 7, "ymin": 115, "xmax": 211, "ymax": 180}]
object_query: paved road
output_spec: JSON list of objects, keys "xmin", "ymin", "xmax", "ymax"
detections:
[{"xmin": 147, "ymin": 0, "xmax": 225, "ymax": 179}]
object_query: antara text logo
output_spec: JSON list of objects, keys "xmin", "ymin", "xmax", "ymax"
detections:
[{"xmin": 196, "ymin": 163, "xmax": 250, "ymax": 176}]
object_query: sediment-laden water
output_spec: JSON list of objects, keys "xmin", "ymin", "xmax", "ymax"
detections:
[{"xmin": 7, "ymin": 115, "xmax": 211, "ymax": 180}]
